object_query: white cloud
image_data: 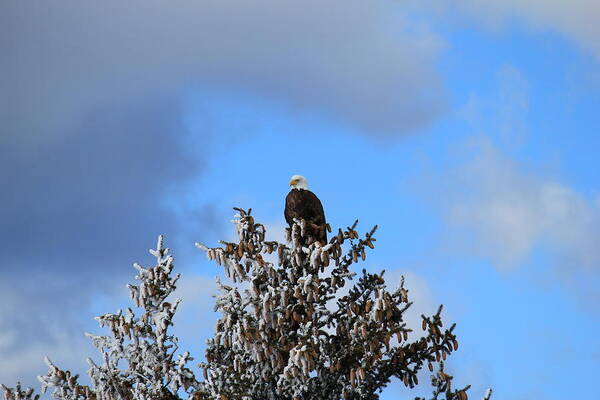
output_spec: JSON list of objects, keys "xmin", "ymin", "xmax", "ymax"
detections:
[
  {"xmin": 457, "ymin": 65, "xmax": 529, "ymax": 149},
  {"xmin": 433, "ymin": 138, "xmax": 600, "ymax": 279},
  {"xmin": 0, "ymin": 273, "xmax": 120, "ymax": 388},
  {"xmin": 429, "ymin": 0, "xmax": 600, "ymax": 59},
  {"xmin": 0, "ymin": 324, "xmax": 96, "ymax": 390},
  {"xmin": 0, "ymin": 265, "xmax": 219, "ymax": 389},
  {"xmin": 171, "ymin": 272, "xmax": 220, "ymax": 347},
  {"xmin": 385, "ymin": 270, "xmax": 438, "ymax": 335}
]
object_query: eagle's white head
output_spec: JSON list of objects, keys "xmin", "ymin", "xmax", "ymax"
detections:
[{"xmin": 289, "ymin": 174, "xmax": 308, "ymax": 190}]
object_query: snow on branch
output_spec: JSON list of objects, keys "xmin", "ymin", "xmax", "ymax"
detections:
[
  {"xmin": 2, "ymin": 235, "xmax": 199, "ymax": 400},
  {"xmin": 0, "ymin": 382, "xmax": 39, "ymax": 400},
  {"xmin": 194, "ymin": 208, "xmax": 491, "ymax": 400},
  {"xmin": 2, "ymin": 209, "xmax": 492, "ymax": 400}
]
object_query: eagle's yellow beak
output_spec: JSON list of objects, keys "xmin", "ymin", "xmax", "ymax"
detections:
[{"xmin": 289, "ymin": 179, "xmax": 296, "ymax": 186}]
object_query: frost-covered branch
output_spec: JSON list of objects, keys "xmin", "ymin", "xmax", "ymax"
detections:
[
  {"xmin": 1, "ymin": 235, "xmax": 199, "ymax": 400},
  {"xmin": 0, "ymin": 382, "xmax": 39, "ymax": 400},
  {"xmin": 2, "ymin": 208, "xmax": 491, "ymax": 400},
  {"xmin": 194, "ymin": 208, "xmax": 488, "ymax": 400}
]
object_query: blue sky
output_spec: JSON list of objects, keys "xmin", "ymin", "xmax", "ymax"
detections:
[{"xmin": 1, "ymin": 1, "xmax": 599, "ymax": 399}]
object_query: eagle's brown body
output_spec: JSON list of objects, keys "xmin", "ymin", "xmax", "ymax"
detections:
[{"xmin": 285, "ymin": 188, "xmax": 327, "ymax": 244}]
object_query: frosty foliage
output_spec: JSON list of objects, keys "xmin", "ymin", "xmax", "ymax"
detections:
[
  {"xmin": 1, "ymin": 208, "xmax": 491, "ymax": 400},
  {"xmin": 0, "ymin": 382, "xmax": 39, "ymax": 400},
  {"xmin": 10, "ymin": 236, "xmax": 199, "ymax": 400},
  {"xmin": 193, "ymin": 208, "xmax": 488, "ymax": 400}
]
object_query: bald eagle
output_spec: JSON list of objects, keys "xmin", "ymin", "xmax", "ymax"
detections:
[{"xmin": 285, "ymin": 175, "xmax": 327, "ymax": 244}]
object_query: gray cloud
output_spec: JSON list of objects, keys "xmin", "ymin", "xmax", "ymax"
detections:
[
  {"xmin": 0, "ymin": 94, "xmax": 211, "ymax": 386},
  {"xmin": 0, "ymin": 0, "xmax": 447, "ymax": 386},
  {"xmin": 1, "ymin": 95, "xmax": 203, "ymax": 278},
  {"xmin": 1, "ymin": 0, "xmax": 445, "ymax": 139}
]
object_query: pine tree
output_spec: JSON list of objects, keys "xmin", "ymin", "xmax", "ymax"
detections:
[{"xmin": 1, "ymin": 208, "xmax": 490, "ymax": 400}]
